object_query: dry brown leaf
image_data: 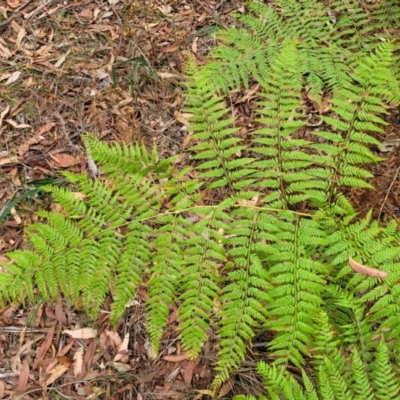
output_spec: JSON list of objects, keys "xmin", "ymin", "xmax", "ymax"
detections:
[
  {"xmin": 106, "ymin": 330, "xmax": 122, "ymax": 348},
  {"xmin": 80, "ymin": 7, "xmax": 93, "ymax": 19},
  {"xmin": 16, "ymin": 28, "xmax": 26, "ymax": 47},
  {"xmin": 0, "ymin": 43, "xmax": 12, "ymax": 59},
  {"xmin": 0, "ymin": 72, "xmax": 12, "ymax": 82},
  {"xmin": 10, "ymin": 207, "xmax": 22, "ymax": 225},
  {"xmin": 195, "ymin": 390, "xmax": 213, "ymax": 398},
  {"xmin": 49, "ymin": 153, "xmax": 77, "ymax": 168},
  {"xmin": 17, "ymin": 130, "xmax": 44, "ymax": 155},
  {"xmin": 0, "ymin": 105, "xmax": 10, "ymax": 127},
  {"xmin": 174, "ymin": 111, "xmax": 190, "ymax": 127},
  {"xmin": 55, "ymin": 303, "xmax": 67, "ymax": 326},
  {"xmin": 348, "ymin": 256, "xmax": 387, "ymax": 279},
  {"xmin": 10, "ymin": 339, "xmax": 33, "ymax": 374},
  {"xmin": 145, "ymin": 341, "xmax": 157, "ymax": 360},
  {"xmin": 42, "ymin": 358, "xmax": 71, "ymax": 387},
  {"xmin": 32, "ymin": 303, "xmax": 44, "ymax": 328},
  {"xmin": 33, "ymin": 325, "xmax": 56, "ymax": 369},
  {"xmin": 4, "ymin": 71, "xmax": 21, "ymax": 85},
  {"xmin": 15, "ymin": 359, "xmax": 29, "ymax": 394},
  {"xmin": 192, "ymin": 37, "xmax": 198, "ymax": 53},
  {"xmin": 1, "ymin": 302, "xmax": 19, "ymax": 324},
  {"xmin": 6, "ymin": 119, "xmax": 30, "ymax": 129},
  {"xmin": 0, "ymin": 380, "xmax": 5, "ymax": 399},
  {"xmin": 158, "ymin": 72, "xmax": 182, "ymax": 79},
  {"xmin": 108, "ymin": 361, "xmax": 131, "ymax": 373},
  {"xmin": 6, "ymin": 0, "xmax": 20, "ymax": 8},
  {"xmin": 0, "ymin": 156, "xmax": 19, "ymax": 166},
  {"xmin": 73, "ymin": 347, "xmax": 84, "ymax": 377},
  {"xmin": 72, "ymin": 192, "xmax": 86, "ymax": 200},
  {"xmin": 63, "ymin": 328, "xmax": 97, "ymax": 339},
  {"xmin": 54, "ymin": 51, "xmax": 70, "ymax": 68},
  {"xmin": 9, "ymin": 167, "xmax": 21, "ymax": 186},
  {"xmin": 239, "ymin": 84, "xmax": 260, "ymax": 103},
  {"xmin": 114, "ymin": 333, "xmax": 130, "ymax": 362},
  {"xmin": 218, "ymin": 381, "xmax": 233, "ymax": 398},
  {"xmin": 181, "ymin": 360, "xmax": 196, "ymax": 384},
  {"xmin": 164, "ymin": 354, "xmax": 188, "ymax": 362}
]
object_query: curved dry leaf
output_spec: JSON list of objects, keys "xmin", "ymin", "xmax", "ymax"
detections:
[
  {"xmin": 0, "ymin": 156, "xmax": 19, "ymax": 166},
  {"xmin": 114, "ymin": 333, "xmax": 130, "ymax": 362},
  {"xmin": 73, "ymin": 347, "xmax": 84, "ymax": 377},
  {"xmin": 49, "ymin": 153, "xmax": 77, "ymax": 168},
  {"xmin": 42, "ymin": 361, "xmax": 70, "ymax": 387},
  {"xmin": 15, "ymin": 359, "xmax": 29, "ymax": 394},
  {"xmin": 6, "ymin": 119, "xmax": 30, "ymax": 129},
  {"xmin": 0, "ymin": 380, "xmax": 5, "ymax": 398},
  {"xmin": 5, "ymin": 71, "xmax": 21, "ymax": 85},
  {"xmin": 63, "ymin": 328, "xmax": 97, "ymax": 339},
  {"xmin": 0, "ymin": 43, "xmax": 12, "ymax": 59},
  {"xmin": 0, "ymin": 105, "xmax": 10, "ymax": 127},
  {"xmin": 106, "ymin": 330, "xmax": 122, "ymax": 348},
  {"xmin": 164, "ymin": 354, "xmax": 188, "ymax": 363},
  {"xmin": 7, "ymin": 0, "xmax": 20, "ymax": 8},
  {"xmin": 348, "ymin": 256, "xmax": 387, "ymax": 279}
]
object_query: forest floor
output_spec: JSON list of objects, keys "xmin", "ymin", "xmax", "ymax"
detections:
[{"xmin": 0, "ymin": 0, "xmax": 399, "ymax": 399}]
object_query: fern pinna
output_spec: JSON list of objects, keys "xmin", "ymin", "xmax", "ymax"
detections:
[{"xmin": 1, "ymin": 0, "xmax": 400, "ymax": 396}]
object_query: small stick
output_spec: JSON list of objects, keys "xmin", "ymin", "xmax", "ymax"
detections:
[
  {"xmin": 378, "ymin": 165, "xmax": 400, "ymax": 222},
  {"xmin": 24, "ymin": 0, "xmax": 58, "ymax": 21},
  {"xmin": 0, "ymin": 0, "xmax": 34, "ymax": 30}
]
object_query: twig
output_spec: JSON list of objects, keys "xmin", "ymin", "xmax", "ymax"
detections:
[
  {"xmin": 378, "ymin": 165, "xmax": 400, "ymax": 221},
  {"xmin": 0, "ymin": 0, "xmax": 34, "ymax": 31},
  {"xmin": 24, "ymin": 0, "xmax": 58, "ymax": 21}
]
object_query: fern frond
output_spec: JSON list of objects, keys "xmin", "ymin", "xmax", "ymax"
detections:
[
  {"xmin": 178, "ymin": 201, "xmax": 232, "ymax": 360},
  {"xmin": 321, "ymin": 357, "xmax": 350, "ymax": 400},
  {"xmin": 266, "ymin": 217, "xmax": 327, "ymax": 367},
  {"xmin": 213, "ymin": 209, "xmax": 273, "ymax": 389},
  {"xmin": 146, "ymin": 214, "xmax": 186, "ymax": 354},
  {"xmin": 371, "ymin": 339, "xmax": 400, "ymax": 399},
  {"xmin": 110, "ymin": 222, "xmax": 151, "ymax": 326},
  {"xmin": 0, "ymin": 250, "xmax": 38, "ymax": 304},
  {"xmin": 349, "ymin": 347, "xmax": 374, "ymax": 400},
  {"xmin": 256, "ymin": 361, "xmax": 306, "ymax": 400}
]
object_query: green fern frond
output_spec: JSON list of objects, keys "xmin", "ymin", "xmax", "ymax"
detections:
[
  {"xmin": 213, "ymin": 209, "xmax": 273, "ymax": 388},
  {"xmin": 266, "ymin": 217, "xmax": 327, "ymax": 367},
  {"xmin": 349, "ymin": 347, "xmax": 374, "ymax": 400},
  {"xmin": 321, "ymin": 357, "xmax": 350, "ymax": 400},
  {"xmin": 146, "ymin": 214, "xmax": 185, "ymax": 353},
  {"xmin": 0, "ymin": 250, "xmax": 38, "ymax": 304},
  {"xmin": 371, "ymin": 339, "xmax": 400, "ymax": 399},
  {"xmin": 179, "ymin": 201, "xmax": 233, "ymax": 360}
]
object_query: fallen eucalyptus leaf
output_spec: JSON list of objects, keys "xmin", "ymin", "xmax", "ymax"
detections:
[{"xmin": 348, "ymin": 256, "xmax": 387, "ymax": 279}]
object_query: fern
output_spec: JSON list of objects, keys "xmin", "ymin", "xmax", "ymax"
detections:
[{"xmin": 1, "ymin": 1, "xmax": 400, "ymax": 396}]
